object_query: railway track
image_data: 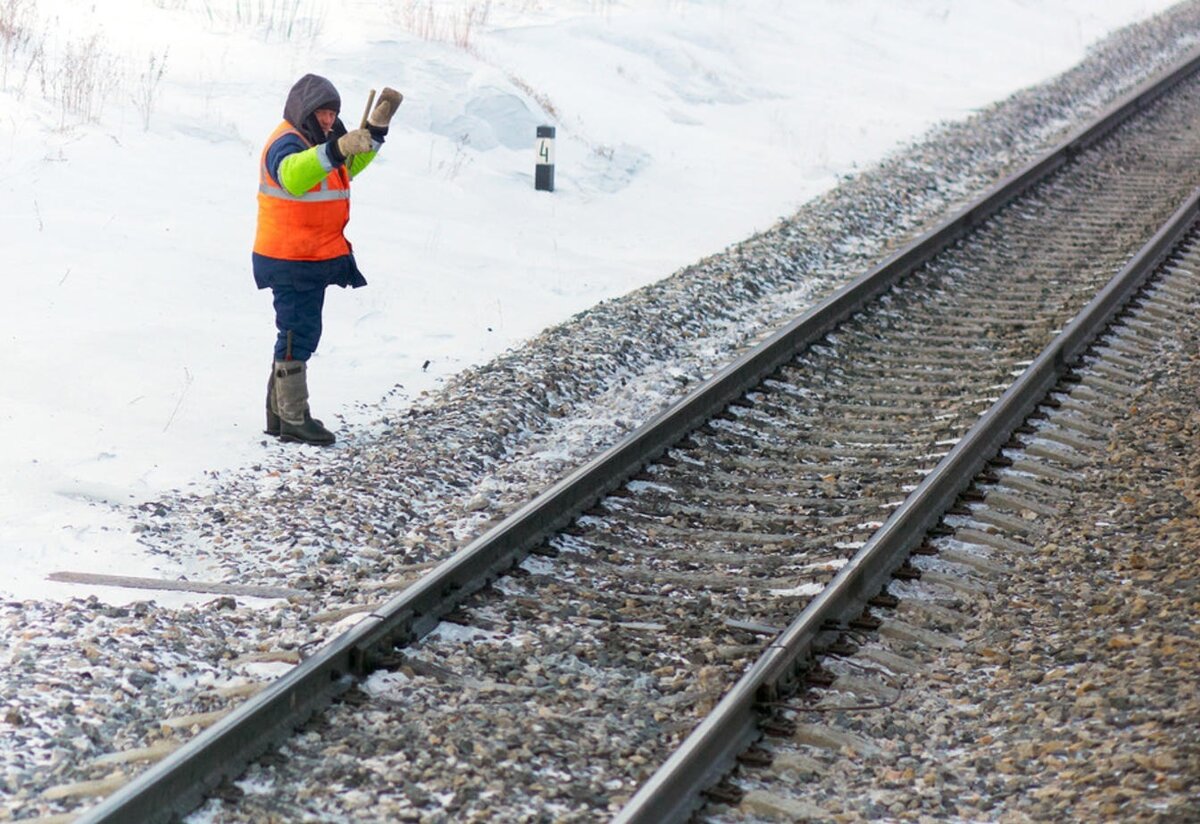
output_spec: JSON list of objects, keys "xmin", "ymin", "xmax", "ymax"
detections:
[
  {"xmin": 75, "ymin": 48, "xmax": 1200, "ymax": 824},
  {"xmin": 700, "ymin": 251, "xmax": 1200, "ymax": 821}
]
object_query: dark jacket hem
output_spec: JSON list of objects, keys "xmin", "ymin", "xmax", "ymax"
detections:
[{"xmin": 252, "ymin": 252, "xmax": 367, "ymax": 290}]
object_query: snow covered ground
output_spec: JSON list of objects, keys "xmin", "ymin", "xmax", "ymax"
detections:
[{"xmin": 0, "ymin": 0, "xmax": 1180, "ymax": 602}]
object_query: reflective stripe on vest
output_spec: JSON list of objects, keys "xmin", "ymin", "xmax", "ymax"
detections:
[
  {"xmin": 258, "ymin": 174, "xmax": 350, "ymax": 202},
  {"xmin": 253, "ymin": 121, "xmax": 351, "ymax": 261}
]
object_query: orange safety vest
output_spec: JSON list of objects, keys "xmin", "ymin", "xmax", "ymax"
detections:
[{"xmin": 253, "ymin": 121, "xmax": 351, "ymax": 261}]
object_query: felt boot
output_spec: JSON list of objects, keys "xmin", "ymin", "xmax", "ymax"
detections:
[
  {"xmin": 265, "ymin": 365, "xmax": 323, "ymax": 437},
  {"xmin": 273, "ymin": 360, "xmax": 335, "ymax": 446}
]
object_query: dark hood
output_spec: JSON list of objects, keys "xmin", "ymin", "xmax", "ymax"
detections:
[{"xmin": 283, "ymin": 74, "xmax": 343, "ymax": 145}]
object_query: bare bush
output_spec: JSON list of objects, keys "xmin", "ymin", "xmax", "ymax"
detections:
[
  {"xmin": 0, "ymin": 0, "xmax": 42, "ymax": 94},
  {"xmin": 427, "ymin": 132, "xmax": 473, "ymax": 180},
  {"xmin": 197, "ymin": 0, "xmax": 327, "ymax": 44},
  {"xmin": 508, "ymin": 70, "xmax": 559, "ymax": 121},
  {"xmin": 1, "ymin": 1, "xmax": 125, "ymax": 129},
  {"xmin": 43, "ymin": 34, "xmax": 121, "ymax": 127},
  {"xmin": 133, "ymin": 49, "xmax": 169, "ymax": 130},
  {"xmin": 395, "ymin": 0, "xmax": 492, "ymax": 49}
]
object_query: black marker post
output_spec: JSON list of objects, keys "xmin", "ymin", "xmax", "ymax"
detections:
[{"xmin": 535, "ymin": 125, "xmax": 555, "ymax": 192}]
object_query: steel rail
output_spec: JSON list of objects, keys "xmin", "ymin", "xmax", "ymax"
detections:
[
  {"xmin": 612, "ymin": 189, "xmax": 1200, "ymax": 824},
  {"xmin": 78, "ymin": 46, "xmax": 1200, "ymax": 824}
]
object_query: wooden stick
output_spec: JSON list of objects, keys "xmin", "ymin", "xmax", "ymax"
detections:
[
  {"xmin": 360, "ymin": 88, "xmax": 377, "ymax": 129},
  {"xmin": 47, "ymin": 571, "xmax": 304, "ymax": 600}
]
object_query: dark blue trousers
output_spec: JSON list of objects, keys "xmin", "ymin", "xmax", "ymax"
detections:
[{"xmin": 272, "ymin": 284, "xmax": 327, "ymax": 361}]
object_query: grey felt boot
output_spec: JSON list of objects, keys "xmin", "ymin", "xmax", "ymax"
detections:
[
  {"xmin": 273, "ymin": 360, "xmax": 335, "ymax": 446},
  {"xmin": 266, "ymin": 365, "xmax": 323, "ymax": 437}
]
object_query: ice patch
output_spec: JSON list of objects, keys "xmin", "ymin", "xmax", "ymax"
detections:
[
  {"xmin": 362, "ymin": 669, "xmax": 412, "ymax": 697},
  {"xmin": 234, "ymin": 773, "xmax": 276, "ymax": 796},
  {"xmin": 520, "ymin": 554, "xmax": 558, "ymax": 576},
  {"xmin": 625, "ymin": 479, "xmax": 675, "ymax": 495},
  {"xmin": 428, "ymin": 620, "xmax": 505, "ymax": 644}
]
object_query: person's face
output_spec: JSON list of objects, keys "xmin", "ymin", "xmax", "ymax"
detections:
[{"xmin": 315, "ymin": 108, "xmax": 337, "ymax": 135}]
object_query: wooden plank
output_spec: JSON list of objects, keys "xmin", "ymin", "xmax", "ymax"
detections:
[
  {"xmin": 312, "ymin": 603, "xmax": 376, "ymax": 623},
  {"xmin": 47, "ymin": 571, "xmax": 303, "ymax": 600},
  {"xmin": 211, "ymin": 681, "xmax": 268, "ymax": 700},
  {"xmin": 41, "ymin": 774, "xmax": 127, "ymax": 800},
  {"xmin": 229, "ymin": 649, "xmax": 301, "ymax": 666},
  {"xmin": 89, "ymin": 741, "xmax": 180, "ymax": 768},
  {"xmin": 160, "ymin": 709, "xmax": 230, "ymax": 733}
]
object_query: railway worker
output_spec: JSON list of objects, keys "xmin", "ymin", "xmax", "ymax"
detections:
[{"xmin": 253, "ymin": 73, "xmax": 402, "ymax": 445}]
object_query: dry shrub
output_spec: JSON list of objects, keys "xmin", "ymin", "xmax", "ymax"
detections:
[
  {"xmin": 0, "ymin": 0, "xmax": 42, "ymax": 94},
  {"xmin": 395, "ymin": 0, "xmax": 492, "ymax": 49},
  {"xmin": 46, "ymin": 34, "xmax": 121, "ymax": 126}
]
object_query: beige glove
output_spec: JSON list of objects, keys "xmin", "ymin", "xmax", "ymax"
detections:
[
  {"xmin": 367, "ymin": 87, "xmax": 403, "ymax": 128},
  {"xmin": 337, "ymin": 128, "xmax": 374, "ymax": 156}
]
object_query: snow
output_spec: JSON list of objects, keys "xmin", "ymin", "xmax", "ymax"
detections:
[
  {"xmin": 0, "ymin": 0, "xmax": 1177, "ymax": 603},
  {"xmin": 768, "ymin": 582, "xmax": 826, "ymax": 599}
]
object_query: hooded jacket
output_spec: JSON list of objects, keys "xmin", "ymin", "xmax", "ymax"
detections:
[{"xmin": 252, "ymin": 74, "xmax": 382, "ymax": 290}]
